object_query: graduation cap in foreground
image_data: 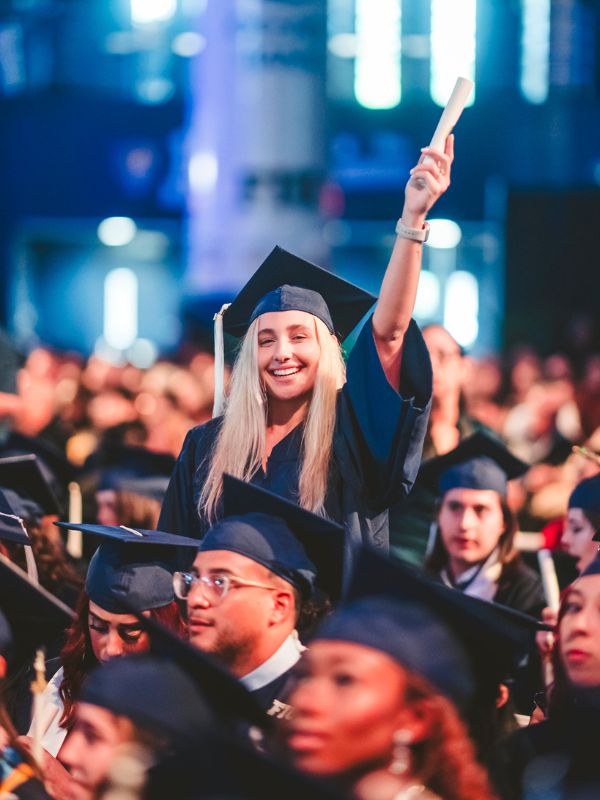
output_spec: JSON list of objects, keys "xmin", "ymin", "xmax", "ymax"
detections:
[
  {"xmin": 570, "ymin": 473, "xmax": 600, "ymax": 519},
  {"xmin": 54, "ymin": 523, "xmax": 201, "ymax": 613},
  {"xmin": 221, "ymin": 246, "xmax": 376, "ymax": 341},
  {"xmin": 199, "ymin": 474, "xmax": 345, "ymax": 601},
  {"xmin": 0, "ymin": 454, "xmax": 62, "ymax": 517},
  {"xmin": 0, "ymin": 552, "xmax": 74, "ymax": 667},
  {"xmin": 418, "ymin": 430, "xmax": 529, "ymax": 498},
  {"xmin": 344, "ymin": 548, "xmax": 548, "ymax": 694},
  {"xmin": 0, "ymin": 489, "xmax": 31, "ymax": 546},
  {"xmin": 0, "ymin": 432, "xmax": 77, "ymax": 491}
]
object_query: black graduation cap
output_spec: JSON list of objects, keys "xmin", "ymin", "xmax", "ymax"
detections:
[
  {"xmin": 80, "ymin": 654, "xmax": 217, "ymax": 747},
  {"xmin": 115, "ymin": 476, "xmax": 170, "ymax": 502},
  {"xmin": 0, "ymin": 552, "xmax": 74, "ymax": 667},
  {"xmin": 345, "ymin": 548, "xmax": 548, "ymax": 692},
  {"xmin": 418, "ymin": 430, "xmax": 529, "ymax": 497},
  {"xmin": 201, "ymin": 474, "xmax": 345, "ymax": 601},
  {"xmin": 54, "ymin": 523, "xmax": 200, "ymax": 613},
  {"xmin": 0, "ymin": 489, "xmax": 31, "ymax": 546},
  {"xmin": 222, "ymin": 246, "xmax": 376, "ymax": 341},
  {"xmin": 0, "ymin": 432, "xmax": 78, "ymax": 490},
  {"xmin": 84, "ymin": 442, "xmax": 175, "ymax": 492},
  {"xmin": 132, "ymin": 611, "xmax": 268, "ymax": 729},
  {"xmin": 0, "ymin": 329, "xmax": 23, "ymax": 395},
  {"xmin": 570, "ymin": 473, "xmax": 600, "ymax": 517},
  {"xmin": 0, "ymin": 454, "xmax": 62, "ymax": 516}
]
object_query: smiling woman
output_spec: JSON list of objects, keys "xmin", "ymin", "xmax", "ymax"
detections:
[{"xmin": 158, "ymin": 139, "xmax": 458, "ymax": 572}]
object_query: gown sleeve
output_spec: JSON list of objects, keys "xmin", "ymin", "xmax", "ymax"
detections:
[
  {"xmin": 336, "ymin": 315, "xmax": 432, "ymax": 512},
  {"xmin": 157, "ymin": 427, "xmax": 205, "ymax": 538}
]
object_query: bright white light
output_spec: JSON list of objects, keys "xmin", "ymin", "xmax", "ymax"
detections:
[
  {"xmin": 430, "ymin": 0, "xmax": 476, "ymax": 107},
  {"xmin": 131, "ymin": 0, "xmax": 177, "ymax": 25},
  {"xmin": 104, "ymin": 269, "xmax": 138, "ymax": 350},
  {"xmin": 427, "ymin": 219, "xmax": 463, "ymax": 249},
  {"xmin": 97, "ymin": 217, "xmax": 137, "ymax": 247},
  {"xmin": 172, "ymin": 32, "xmax": 206, "ymax": 57},
  {"xmin": 444, "ymin": 271, "xmax": 479, "ymax": 347},
  {"xmin": 189, "ymin": 151, "xmax": 219, "ymax": 194},
  {"xmin": 328, "ymin": 33, "xmax": 357, "ymax": 59},
  {"xmin": 354, "ymin": 0, "xmax": 401, "ymax": 109},
  {"xmin": 414, "ymin": 271, "xmax": 440, "ymax": 319},
  {"xmin": 136, "ymin": 78, "xmax": 175, "ymax": 104},
  {"xmin": 520, "ymin": 0, "xmax": 550, "ymax": 104}
]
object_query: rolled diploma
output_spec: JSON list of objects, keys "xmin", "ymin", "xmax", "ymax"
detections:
[
  {"xmin": 537, "ymin": 548, "xmax": 561, "ymax": 612},
  {"xmin": 66, "ymin": 481, "xmax": 83, "ymax": 559}
]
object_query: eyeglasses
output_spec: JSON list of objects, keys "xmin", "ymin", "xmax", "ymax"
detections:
[{"xmin": 173, "ymin": 571, "xmax": 276, "ymax": 604}]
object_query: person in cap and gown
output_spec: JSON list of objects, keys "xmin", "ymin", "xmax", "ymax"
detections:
[
  {"xmin": 496, "ymin": 550, "xmax": 600, "ymax": 800},
  {"xmin": 158, "ymin": 138, "xmax": 458, "ymax": 571},
  {"xmin": 23, "ymin": 524, "xmax": 199, "ymax": 772},
  {"xmin": 281, "ymin": 586, "xmax": 495, "ymax": 799},
  {"xmin": 176, "ymin": 475, "xmax": 344, "ymax": 717},
  {"xmin": 560, "ymin": 473, "xmax": 600, "ymax": 575},
  {"xmin": 422, "ymin": 432, "xmax": 545, "ymax": 618}
]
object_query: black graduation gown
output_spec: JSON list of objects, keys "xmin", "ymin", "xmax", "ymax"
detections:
[
  {"xmin": 249, "ymin": 666, "xmax": 295, "ymax": 720},
  {"xmin": 158, "ymin": 317, "xmax": 432, "ymax": 576},
  {"xmin": 494, "ymin": 557, "xmax": 546, "ymax": 619}
]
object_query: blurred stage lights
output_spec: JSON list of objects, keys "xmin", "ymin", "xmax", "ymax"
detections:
[
  {"xmin": 354, "ymin": 0, "xmax": 402, "ymax": 109},
  {"xmin": 97, "ymin": 217, "xmax": 137, "ymax": 247},
  {"xmin": 444, "ymin": 271, "xmax": 479, "ymax": 348},
  {"xmin": 189, "ymin": 151, "xmax": 219, "ymax": 194},
  {"xmin": 426, "ymin": 219, "xmax": 462, "ymax": 249},
  {"xmin": 172, "ymin": 32, "xmax": 206, "ymax": 57},
  {"xmin": 430, "ymin": 0, "xmax": 476, "ymax": 108},
  {"xmin": 328, "ymin": 33, "xmax": 357, "ymax": 59},
  {"xmin": 414, "ymin": 271, "xmax": 440, "ymax": 319},
  {"xmin": 131, "ymin": 0, "xmax": 176, "ymax": 25}
]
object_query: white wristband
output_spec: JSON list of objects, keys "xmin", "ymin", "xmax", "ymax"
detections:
[{"xmin": 395, "ymin": 219, "xmax": 429, "ymax": 243}]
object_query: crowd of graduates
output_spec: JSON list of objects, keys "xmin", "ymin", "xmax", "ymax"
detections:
[{"xmin": 0, "ymin": 137, "xmax": 598, "ymax": 800}]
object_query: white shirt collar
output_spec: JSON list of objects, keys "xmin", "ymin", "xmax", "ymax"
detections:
[{"xmin": 240, "ymin": 633, "xmax": 304, "ymax": 692}]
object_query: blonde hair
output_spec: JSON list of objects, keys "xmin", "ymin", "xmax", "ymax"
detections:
[{"xmin": 199, "ymin": 315, "xmax": 346, "ymax": 522}]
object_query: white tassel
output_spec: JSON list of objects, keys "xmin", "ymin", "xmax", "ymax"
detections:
[
  {"xmin": 212, "ymin": 303, "xmax": 231, "ymax": 418},
  {"xmin": 24, "ymin": 545, "xmax": 39, "ymax": 583}
]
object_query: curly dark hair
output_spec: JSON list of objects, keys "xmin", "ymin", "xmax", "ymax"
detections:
[{"xmin": 59, "ymin": 592, "xmax": 186, "ymax": 729}]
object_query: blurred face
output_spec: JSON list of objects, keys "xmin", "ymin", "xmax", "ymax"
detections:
[
  {"xmin": 562, "ymin": 508, "xmax": 598, "ymax": 572},
  {"xmin": 285, "ymin": 641, "xmax": 407, "ymax": 777},
  {"xmin": 559, "ymin": 575, "xmax": 600, "ymax": 688},
  {"xmin": 257, "ymin": 311, "xmax": 321, "ymax": 405},
  {"xmin": 87, "ymin": 601, "xmax": 150, "ymax": 663},
  {"xmin": 60, "ymin": 704, "xmax": 130, "ymax": 800},
  {"xmin": 96, "ymin": 490, "xmax": 119, "ymax": 526},
  {"xmin": 423, "ymin": 326, "xmax": 463, "ymax": 399},
  {"xmin": 438, "ymin": 488, "xmax": 505, "ymax": 571},
  {"xmin": 187, "ymin": 551, "xmax": 286, "ymax": 674}
]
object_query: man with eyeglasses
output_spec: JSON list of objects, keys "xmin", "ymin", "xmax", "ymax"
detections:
[{"xmin": 173, "ymin": 475, "xmax": 344, "ymax": 717}]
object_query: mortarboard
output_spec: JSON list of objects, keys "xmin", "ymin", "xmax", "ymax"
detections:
[
  {"xmin": 84, "ymin": 442, "xmax": 175, "ymax": 493},
  {"xmin": 570, "ymin": 473, "xmax": 600, "ymax": 517},
  {"xmin": 54, "ymin": 522, "xmax": 200, "ymax": 613},
  {"xmin": 0, "ymin": 454, "xmax": 62, "ymax": 516},
  {"xmin": 199, "ymin": 474, "xmax": 345, "ymax": 601},
  {"xmin": 0, "ymin": 432, "xmax": 77, "ymax": 490},
  {"xmin": 114, "ymin": 476, "xmax": 170, "ymax": 503},
  {"xmin": 0, "ymin": 552, "xmax": 74, "ymax": 667},
  {"xmin": 80, "ymin": 655, "xmax": 217, "ymax": 747},
  {"xmin": 345, "ymin": 548, "xmax": 548, "ymax": 692},
  {"xmin": 0, "ymin": 489, "xmax": 32, "ymax": 546},
  {"xmin": 418, "ymin": 431, "xmax": 529, "ymax": 497},
  {"xmin": 222, "ymin": 246, "xmax": 376, "ymax": 341}
]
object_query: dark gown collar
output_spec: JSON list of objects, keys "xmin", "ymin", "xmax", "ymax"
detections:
[{"xmin": 265, "ymin": 422, "xmax": 304, "ymax": 464}]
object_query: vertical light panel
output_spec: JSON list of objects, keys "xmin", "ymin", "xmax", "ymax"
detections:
[
  {"xmin": 104, "ymin": 268, "xmax": 138, "ymax": 350},
  {"xmin": 354, "ymin": 0, "xmax": 401, "ymax": 109},
  {"xmin": 131, "ymin": 0, "xmax": 177, "ymax": 25},
  {"xmin": 430, "ymin": 0, "xmax": 476, "ymax": 107},
  {"xmin": 520, "ymin": 0, "xmax": 550, "ymax": 103},
  {"xmin": 444, "ymin": 271, "xmax": 479, "ymax": 348}
]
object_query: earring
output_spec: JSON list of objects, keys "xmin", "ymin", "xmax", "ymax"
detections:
[{"xmin": 389, "ymin": 729, "xmax": 413, "ymax": 776}]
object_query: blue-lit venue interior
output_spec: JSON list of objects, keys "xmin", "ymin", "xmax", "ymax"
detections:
[{"xmin": 1, "ymin": 0, "xmax": 599, "ymax": 361}]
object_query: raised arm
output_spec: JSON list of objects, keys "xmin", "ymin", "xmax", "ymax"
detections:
[{"xmin": 372, "ymin": 135, "xmax": 454, "ymax": 388}]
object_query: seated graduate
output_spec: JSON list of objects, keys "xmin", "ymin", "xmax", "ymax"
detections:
[
  {"xmin": 0, "ymin": 456, "xmax": 82, "ymax": 607},
  {"xmin": 422, "ymin": 431, "xmax": 545, "ymax": 617},
  {"xmin": 496, "ymin": 550, "xmax": 600, "ymax": 800},
  {"xmin": 560, "ymin": 473, "xmax": 600, "ymax": 574},
  {"xmin": 158, "ymin": 139, "xmax": 458, "ymax": 574},
  {"xmin": 60, "ymin": 652, "xmax": 339, "ymax": 800},
  {"xmin": 281, "ymin": 552, "xmax": 496, "ymax": 800},
  {"xmin": 24, "ymin": 523, "xmax": 200, "ymax": 760},
  {"xmin": 174, "ymin": 474, "xmax": 344, "ymax": 716},
  {"xmin": 0, "ymin": 555, "xmax": 73, "ymax": 800}
]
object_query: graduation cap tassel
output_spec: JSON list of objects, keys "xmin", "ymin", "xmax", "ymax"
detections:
[
  {"xmin": 24, "ymin": 545, "xmax": 39, "ymax": 584},
  {"xmin": 212, "ymin": 303, "xmax": 231, "ymax": 419}
]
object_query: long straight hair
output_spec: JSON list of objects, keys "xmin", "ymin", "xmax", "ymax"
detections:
[{"xmin": 200, "ymin": 316, "xmax": 346, "ymax": 521}]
